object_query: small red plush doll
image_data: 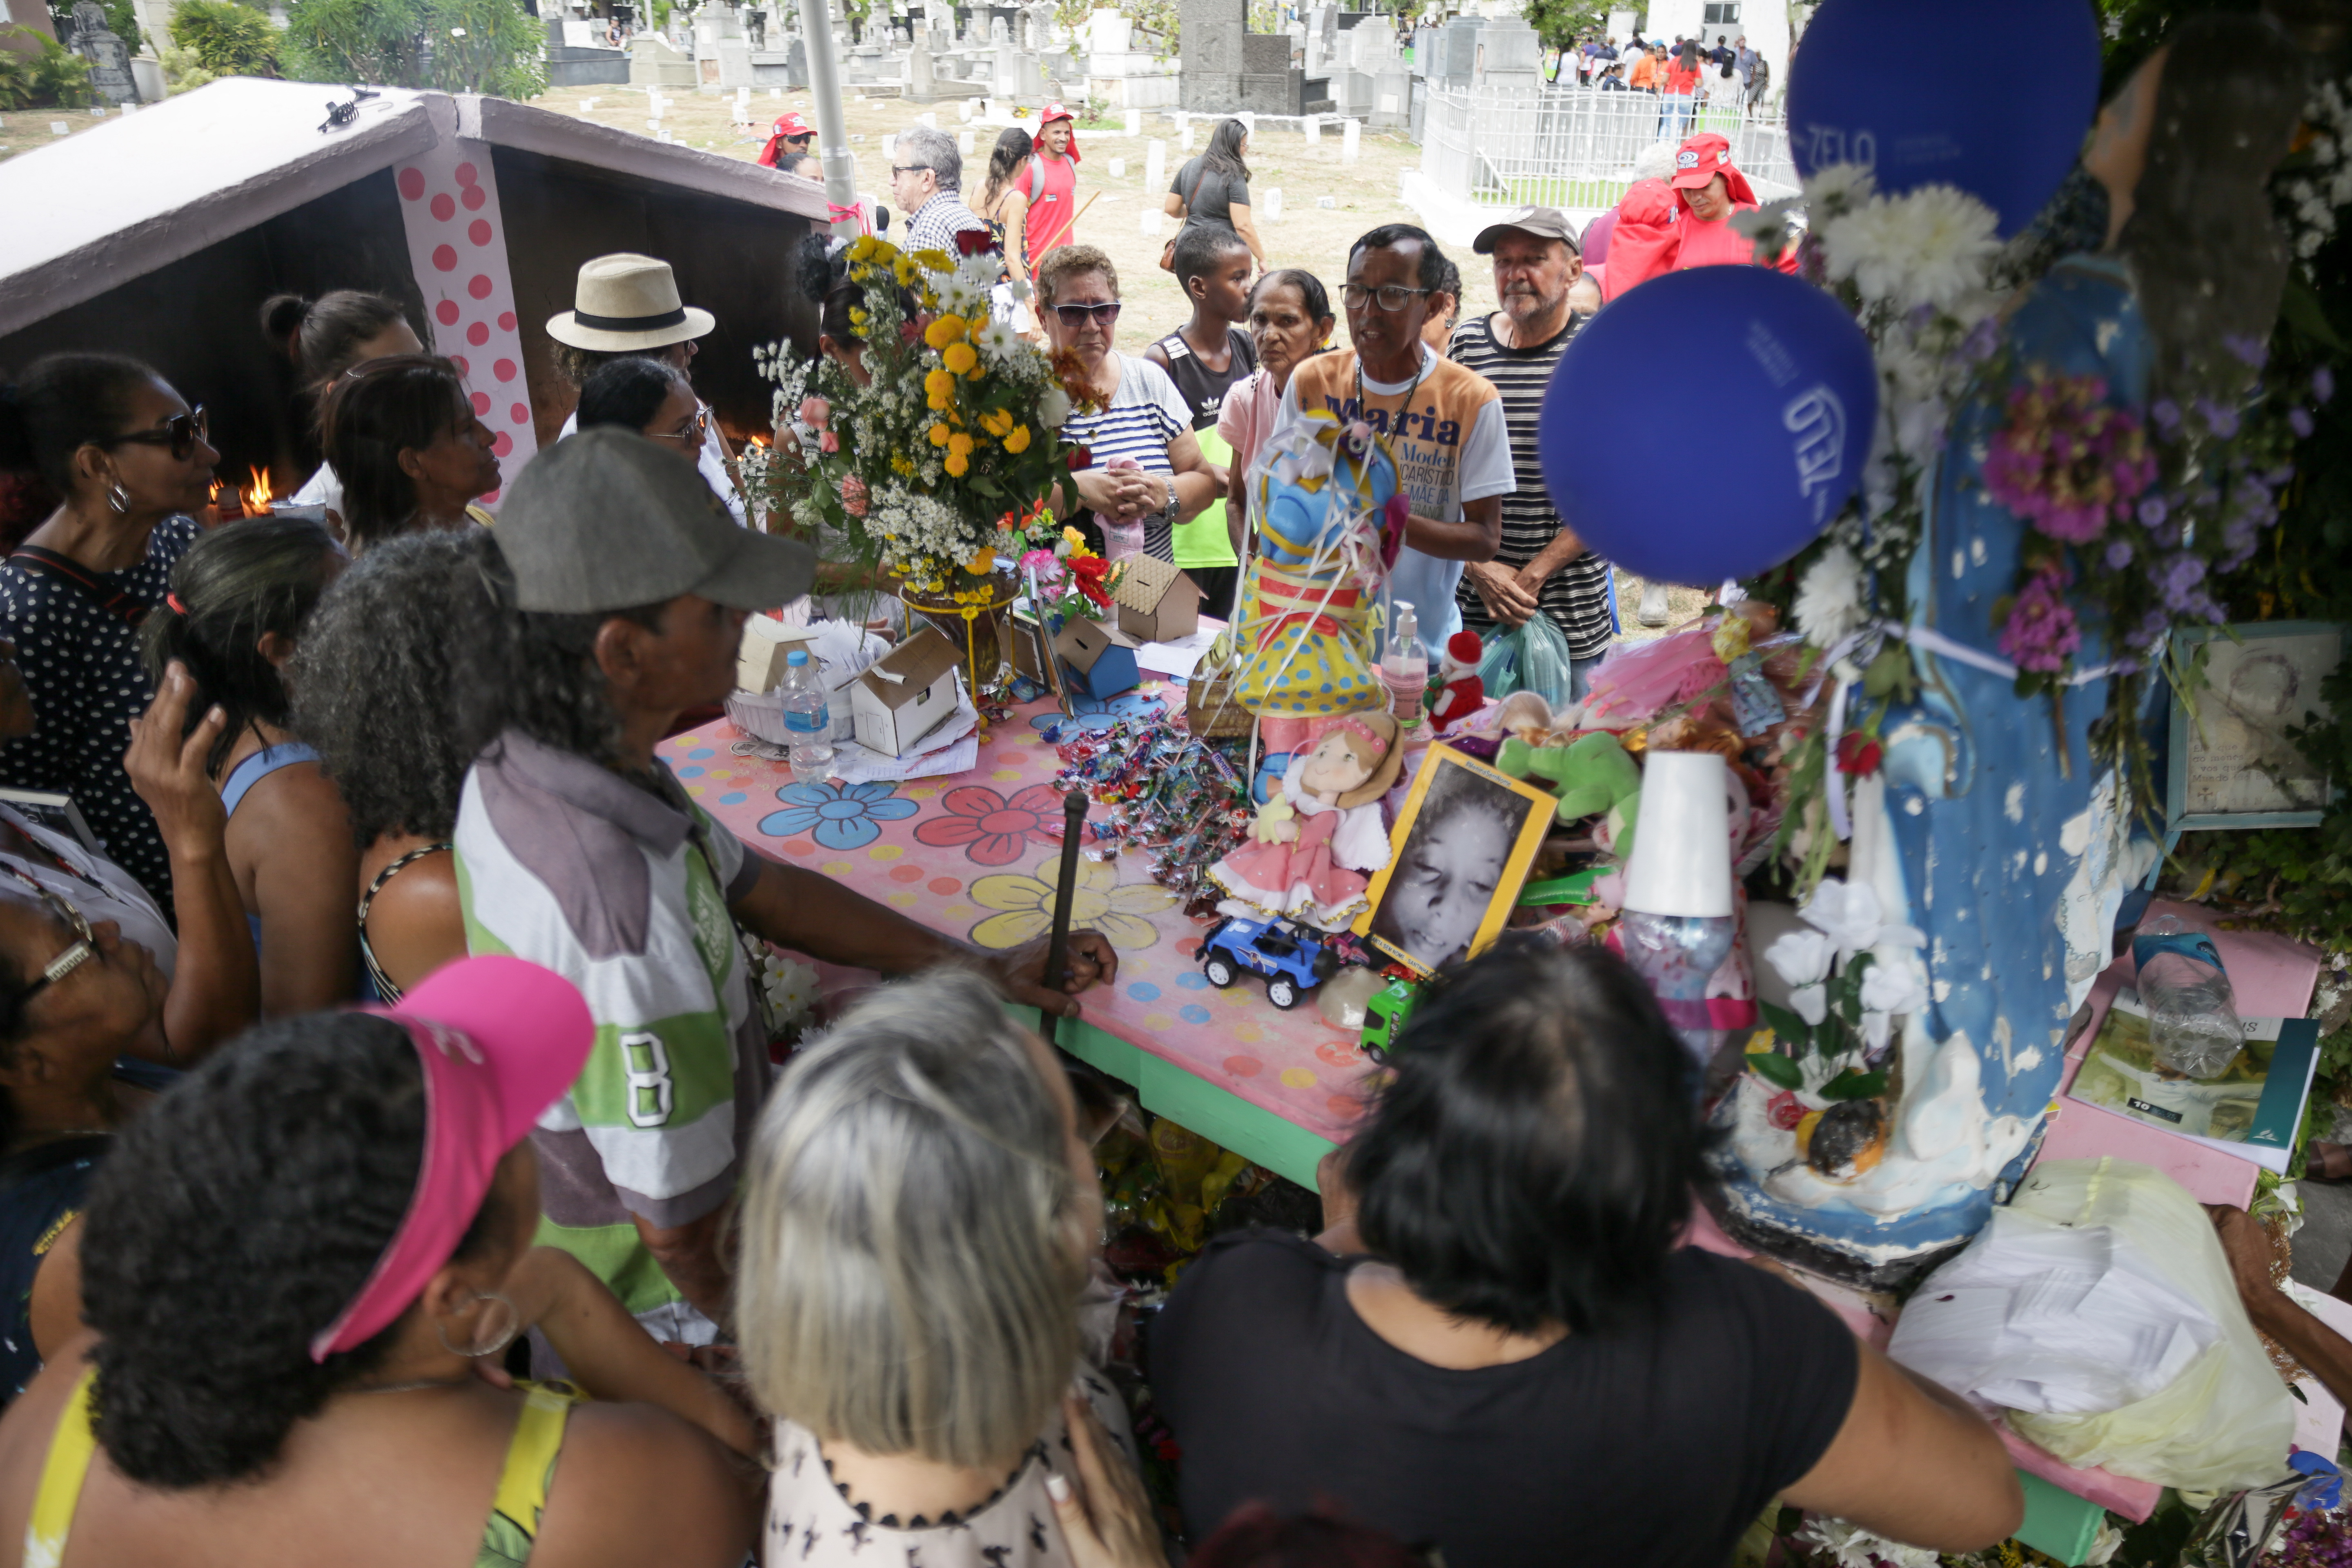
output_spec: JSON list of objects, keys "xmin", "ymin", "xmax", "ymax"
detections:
[{"xmin": 1429, "ymin": 630, "xmax": 1486, "ymax": 729}]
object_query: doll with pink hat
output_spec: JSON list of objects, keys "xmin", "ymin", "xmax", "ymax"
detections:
[{"xmin": 1209, "ymin": 710, "xmax": 1405, "ymax": 930}]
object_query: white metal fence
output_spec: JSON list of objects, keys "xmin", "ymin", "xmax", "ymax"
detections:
[{"xmin": 1420, "ymin": 86, "xmax": 1796, "ymax": 212}]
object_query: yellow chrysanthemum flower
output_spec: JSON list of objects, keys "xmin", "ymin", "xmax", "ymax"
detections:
[
  {"xmin": 924, "ymin": 368, "xmax": 957, "ymax": 400},
  {"xmin": 848, "ymin": 307, "xmax": 869, "ymax": 329},
  {"xmin": 981, "ymin": 408, "xmax": 1014, "ymax": 437},
  {"xmin": 947, "ymin": 432, "xmax": 976, "ymax": 456},
  {"xmin": 891, "ymin": 454, "xmax": 915, "ymax": 476},
  {"xmin": 928, "ymin": 423, "xmax": 952, "ymax": 447},
  {"xmin": 924, "ymin": 314, "xmax": 967, "ymax": 351},
  {"xmin": 944, "ymin": 452, "xmax": 970, "ymax": 477},
  {"xmin": 965, "ymin": 547, "xmax": 996, "ymax": 575},
  {"xmin": 942, "ymin": 342, "xmax": 978, "ymax": 375},
  {"xmin": 1003, "ymin": 424, "xmax": 1032, "ymax": 453}
]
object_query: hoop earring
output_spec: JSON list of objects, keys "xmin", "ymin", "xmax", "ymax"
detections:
[
  {"xmin": 106, "ymin": 482, "xmax": 132, "ymax": 516},
  {"xmin": 436, "ymin": 1290, "xmax": 521, "ymax": 1359}
]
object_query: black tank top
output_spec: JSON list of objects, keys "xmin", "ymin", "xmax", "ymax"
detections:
[{"xmin": 1151, "ymin": 327, "xmax": 1260, "ymax": 432}]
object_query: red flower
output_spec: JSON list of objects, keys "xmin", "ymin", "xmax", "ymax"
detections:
[
  {"xmin": 1067, "ymin": 555, "xmax": 1113, "ymax": 609},
  {"xmin": 1835, "ymin": 730, "xmax": 1883, "ymax": 776},
  {"xmin": 913, "ymin": 783, "xmax": 1070, "ymax": 865},
  {"xmin": 953, "ymin": 228, "xmax": 999, "ymax": 258},
  {"xmin": 1067, "ymin": 445, "xmax": 1092, "ymax": 472},
  {"xmin": 900, "ymin": 321, "xmax": 921, "ymax": 346},
  {"xmin": 1766, "ymin": 1089, "xmax": 1806, "ymax": 1130}
]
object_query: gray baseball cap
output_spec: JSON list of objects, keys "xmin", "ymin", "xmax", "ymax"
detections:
[
  {"xmin": 497, "ymin": 427, "xmax": 815, "ymax": 615},
  {"xmin": 1472, "ymin": 206, "xmax": 1582, "ymax": 256}
]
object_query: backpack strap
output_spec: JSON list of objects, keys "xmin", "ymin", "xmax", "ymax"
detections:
[{"xmin": 5, "ymin": 546, "xmax": 147, "ymax": 628}]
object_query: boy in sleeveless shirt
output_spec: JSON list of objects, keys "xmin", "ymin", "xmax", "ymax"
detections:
[{"xmin": 1146, "ymin": 225, "xmax": 1257, "ymax": 617}]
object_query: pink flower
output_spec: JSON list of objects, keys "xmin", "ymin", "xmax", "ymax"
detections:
[
  {"xmin": 1981, "ymin": 370, "xmax": 2153, "ymax": 546},
  {"xmin": 840, "ymin": 474, "xmax": 869, "ymax": 517},
  {"xmin": 1998, "ymin": 568, "xmax": 2081, "ymax": 675},
  {"xmin": 799, "ymin": 396, "xmax": 831, "ymax": 429},
  {"xmin": 1019, "ymin": 547, "xmax": 1064, "ymax": 584},
  {"xmin": 818, "ymin": 430, "xmax": 840, "ymax": 454}
]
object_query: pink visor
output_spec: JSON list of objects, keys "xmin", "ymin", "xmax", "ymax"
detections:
[{"xmin": 308, "ymin": 955, "xmax": 594, "ymax": 1362}]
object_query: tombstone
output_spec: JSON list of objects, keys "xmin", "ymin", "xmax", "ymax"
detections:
[
  {"xmin": 1474, "ymin": 17, "xmax": 1539, "ymax": 92},
  {"xmin": 1439, "ymin": 16, "xmax": 1481, "ymax": 85},
  {"xmin": 1123, "ymin": 107, "xmax": 1140, "ymax": 135},
  {"xmin": 993, "ymin": 41, "xmax": 1020, "ymax": 93},
  {"xmin": 1108, "ymin": 156, "xmax": 1125, "ymax": 176},
  {"xmin": 1303, "ymin": 111, "xmax": 1319, "ymax": 146},
  {"xmin": 909, "ymin": 32, "xmax": 935, "ymax": 98},
  {"xmin": 1178, "ymin": 0, "xmax": 1245, "ymax": 113},
  {"xmin": 1262, "ymin": 187, "xmax": 1281, "ymax": 219},
  {"xmin": 1144, "ymin": 136, "xmax": 1165, "ymax": 191},
  {"xmin": 958, "ymin": 127, "xmax": 974, "ymax": 154},
  {"xmin": 630, "ymin": 33, "xmax": 700, "ymax": 85},
  {"xmin": 1340, "ymin": 114, "xmax": 1361, "ymax": 160},
  {"xmin": 1027, "ymin": 0, "xmax": 1055, "ymax": 49},
  {"xmin": 717, "ymin": 37, "xmax": 755, "ymax": 89},
  {"xmin": 988, "ymin": 13, "xmax": 1007, "ymax": 43},
  {"xmin": 1179, "ymin": 114, "xmax": 1194, "ymax": 150},
  {"xmin": 1086, "ymin": 6, "xmax": 1131, "ymax": 53},
  {"xmin": 1017, "ymin": 52, "xmax": 1045, "ymax": 96},
  {"xmin": 68, "ymin": 0, "xmax": 139, "ymax": 105}
]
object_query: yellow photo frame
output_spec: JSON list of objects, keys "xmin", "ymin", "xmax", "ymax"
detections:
[{"xmin": 1354, "ymin": 744, "xmax": 1556, "ymax": 976}]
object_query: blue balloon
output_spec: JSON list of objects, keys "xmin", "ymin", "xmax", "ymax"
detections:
[
  {"xmin": 1787, "ymin": 0, "xmax": 2100, "ymax": 236},
  {"xmin": 1540, "ymin": 266, "xmax": 1875, "ymax": 586}
]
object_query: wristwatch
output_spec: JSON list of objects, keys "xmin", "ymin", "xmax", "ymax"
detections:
[{"xmin": 1152, "ymin": 480, "xmax": 1180, "ymax": 536}]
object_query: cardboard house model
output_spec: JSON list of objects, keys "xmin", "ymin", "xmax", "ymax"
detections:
[
  {"xmin": 1052, "ymin": 617, "xmax": 1141, "ymax": 701},
  {"xmin": 1112, "ymin": 556, "xmax": 1203, "ymax": 644},
  {"xmin": 849, "ymin": 626, "xmax": 962, "ymax": 757},
  {"xmin": 0, "ymin": 79, "xmax": 828, "ymax": 506}
]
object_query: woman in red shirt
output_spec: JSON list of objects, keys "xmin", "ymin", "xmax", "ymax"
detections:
[{"xmin": 1662, "ymin": 45, "xmax": 1701, "ymax": 139}]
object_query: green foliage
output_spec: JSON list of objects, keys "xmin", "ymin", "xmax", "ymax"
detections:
[
  {"xmin": 278, "ymin": 0, "xmax": 542, "ymax": 94},
  {"xmin": 1519, "ymin": 0, "xmax": 1607, "ymax": 51},
  {"xmin": 0, "ymin": 24, "xmax": 94, "ymax": 107},
  {"xmin": 155, "ymin": 38, "xmax": 216, "ymax": 89},
  {"xmin": 169, "ymin": 0, "xmax": 279, "ymax": 74}
]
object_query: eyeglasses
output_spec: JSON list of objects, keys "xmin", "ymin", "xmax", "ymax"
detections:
[
  {"xmin": 105, "ymin": 406, "xmax": 209, "ymax": 463},
  {"xmin": 0, "ymin": 863, "xmax": 98, "ymax": 1002},
  {"xmin": 1049, "ymin": 301, "xmax": 1122, "ymax": 327},
  {"xmin": 651, "ymin": 404, "xmax": 713, "ymax": 448},
  {"xmin": 1342, "ymin": 283, "xmax": 1433, "ymax": 313},
  {"xmin": 891, "ymin": 165, "xmax": 931, "ymax": 178}
]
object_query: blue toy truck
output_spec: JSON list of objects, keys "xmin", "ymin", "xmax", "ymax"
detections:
[{"xmin": 1198, "ymin": 915, "xmax": 1339, "ymax": 1010}]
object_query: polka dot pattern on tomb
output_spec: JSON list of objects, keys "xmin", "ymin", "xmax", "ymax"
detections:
[{"xmin": 393, "ymin": 140, "xmax": 539, "ymax": 506}]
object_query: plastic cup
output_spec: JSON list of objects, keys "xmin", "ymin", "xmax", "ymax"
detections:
[{"xmin": 1621, "ymin": 750, "xmax": 1732, "ymax": 918}]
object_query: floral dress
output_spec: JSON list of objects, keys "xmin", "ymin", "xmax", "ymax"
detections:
[{"xmin": 1209, "ymin": 755, "xmax": 1392, "ymax": 929}]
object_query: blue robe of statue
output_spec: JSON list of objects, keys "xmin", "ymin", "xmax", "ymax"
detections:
[{"xmin": 1711, "ymin": 255, "xmax": 2160, "ymax": 1281}]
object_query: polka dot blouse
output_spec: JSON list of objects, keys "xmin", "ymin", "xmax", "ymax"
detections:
[{"xmin": 0, "ymin": 517, "xmax": 199, "ymax": 902}]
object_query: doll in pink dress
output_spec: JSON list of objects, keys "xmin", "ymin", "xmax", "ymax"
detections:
[{"xmin": 1210, "ymin": 711, "xmax": 1405, "ymax": 930}]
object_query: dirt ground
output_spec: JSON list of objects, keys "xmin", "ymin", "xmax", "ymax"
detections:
[{"xmin": 0, "ymin": 102, "xmax": 129, "ymax": 163}]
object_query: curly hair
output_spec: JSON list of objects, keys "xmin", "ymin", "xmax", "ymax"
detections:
[
  {"xmin": 290, "ymin": 530, "xmax": 508, "ymax": 847},
  {"xmin": 78, "ymin": 1012, "xmax": 508, "ymax": 1488},
  {"xmin": 452, "ymin": 539, "xmax": 664, "ymax": 768},
  {"xmin": 1035, "ymin": 244, "xmax": 1116, "ymax": 308},
  {"xmin": 140, "ymin": 514, "xmax": 341, "ymax": 775}
]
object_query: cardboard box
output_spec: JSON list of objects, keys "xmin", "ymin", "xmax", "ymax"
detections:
[
  {"xmin": 1112, "ymin": 555, "xmax": 1203, "ymax": 645},
  {"xmin": 1052, "ymin": 616, "xmax": 1140, "ymax": 700},
  {"xmin": 849, "ymin": 625, "xmax": 963, "ymax": 756},
  {"xmin": 736, "ymin": 612, "xmax": 814, "ymax": 694}
]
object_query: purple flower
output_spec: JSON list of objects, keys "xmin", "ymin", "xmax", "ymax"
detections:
[
  {"xmin": 2153, "ymin": 399, "xmax": 2183, "ymax": 433},
  {"xmin": 2137, "ymin": 495, "xmax": 2168, "ymax": 528},
  {"xmin": 1998, "ymin": 568, "xmax": 2082, "ymax": 674},
  {"xmin": 2290, "ymin": 406, "xmax": 2316, "ymax": 438},
  {"xmin": 2195, "ymin": 398, "xmax": 2242, "ymax": 439},
  {"xmin": 2316, "ymin": 366, "xmax": 2336, "ymax": 404},
  {"xmin": 2105, "ymin": 539, "xmax": 2135, "ymax": 569},
  {"xmin": 2223, "ymin": 333, "xmax": 2268, "ymax": 369},
  {"xmin": 2154, "ymin": 552, "xmax": 2207, "ymax": 611},
  {"xmin": 1958, "ymin": 317, "xmax": 2000, "ymax": 363}
]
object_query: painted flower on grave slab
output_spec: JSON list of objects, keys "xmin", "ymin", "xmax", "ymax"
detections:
[
  {"xmin": 967, "ymin": 858, "xmax": 1177, "ymax": 951},
  {"xmin": 915, "ymin": 783, "xmax": 1069, "ymax": 866},
  {"xmin": 757, "ymin": 780, "xmax": 919, "ymax": 851}
]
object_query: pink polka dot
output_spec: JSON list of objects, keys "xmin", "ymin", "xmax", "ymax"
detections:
[
  {"xmin": 509, "ymin": 402, "xmax": 530, "ymax": 425},
  {"xmin": 430, "ymin": 192, "xmax": 456, "ymax": 222},
  {"xmin": 468, "ymin": 218, "xmax": 492, "ymax": 247},
  {"xmin": 459, "ymin": 321, "xmax": 485, "ymax": 347},
  {"xmin": 454, "ymin": 161, "xmax": 479, "ymax": 188},
  {"xmin": 449, "ymin": 355, "xmax": 469, "ymax": 376},
  {"xmin": 927, "ymin": 876, "xmax": 962, "ymax": 895},
  {"xmin": 470, "ymin": 391, "xmax": 491, "ymax": 415},
  {"xmin": 435, "ymin": 299, "xmax": 461, "ymax": 326},
  {"xmin": 1223, "ymin": 1056, "xmax": 1263, "ymax": 1078},
  {"xmin": 1327, "ymin": 1094, "xmax": 1363, "ymax": 1120},
  {"xmin": 491, "ymin": 430, "xmax": 513, "ymax": 456},
  {"xmin": 889, "ymin": 864, "xmax": 924, "ymax": 883},
  {"xmin": 396, "ymin": 167, "xmax": 426, "ymax": 200},
  {"xmin": 497, "ymin": 310, "xmax": 517, "ymax": 331},
  {"xmin": 460, "ymin": 185, "xmax": 487, "ymax": 212},
  {"xmin": 480, "ymin": 487, "xmax": 500, "ymax": 506},
  {"xmin": 467, "ymin": 274, "xmax": 493, "ymax": 301},
  {"xmin": 491, "ymin": 359, "xmax": 515, "ymax": 383},
  {"xmin": 780, "ymin": 837, "xmax": 815, "ymax": 856},
  {"xmin": 430, "ymin": 243, "xmax": 458, "ymax": 272}
]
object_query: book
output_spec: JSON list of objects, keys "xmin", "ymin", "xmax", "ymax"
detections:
[
  {"xmin": 2066, "ymin": 989, "xmax": 2321, "ymax": 1174},
  {"xmin": 0, "ymin": 788, "xmax": 98, "ymax": 853}
]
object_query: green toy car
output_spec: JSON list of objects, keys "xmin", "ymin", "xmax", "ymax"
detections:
[{"xmin": 1358, "ymin": 977, "xmax": 1423, "ymax": 1062}]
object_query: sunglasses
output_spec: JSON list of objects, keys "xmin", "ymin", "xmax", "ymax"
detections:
[
  {"xmin": 651, "ymin": 403, "xmax": 713, "ymax": 448},
  {"xmin": 0, "ymin": 863, "xmax": 98, "ymax": 1002},
  {"xmin": 1050, "ymin": 301, "xmax": 1122, "ymax": 327},
  {"xmin": 105, "ymin": 406, "xmax": 209, "ymax": 463}
]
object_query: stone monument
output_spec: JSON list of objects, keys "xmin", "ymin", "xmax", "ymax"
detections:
[{"xmin": 69, "ymin": 0, "xmax": 139, "ymax": 105}]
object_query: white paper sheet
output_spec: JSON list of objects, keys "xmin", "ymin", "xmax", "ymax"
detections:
[{"xmin": 1137, "ymin": 627, "xmax": 1219, "ymax": 679}]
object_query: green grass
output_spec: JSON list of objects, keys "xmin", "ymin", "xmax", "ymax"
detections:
[{"xmin": 1492, "ymin": 174, "xmax": 1631, "ymax": 210}]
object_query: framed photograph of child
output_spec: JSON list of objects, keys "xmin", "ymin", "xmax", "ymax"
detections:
[
  {"xmin": 1355, "ymin": 745, "xmax": 1555, "ymax": 976},
  {"xmin": 2165, "ymin": 620, "xmax": 2341, "ymax": 831}
]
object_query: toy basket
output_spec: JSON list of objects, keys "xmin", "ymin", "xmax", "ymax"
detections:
[{"xmin": 1186, "ymin": 665, "xmax": 1254, "ymax": 739}]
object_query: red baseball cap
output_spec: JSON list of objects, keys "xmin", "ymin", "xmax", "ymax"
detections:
[
  {"xmin": 1669, "ymin": 132, "xmax": 1755, "ymax": 204},
  {"xmin": 773, "ymin": 110, "xmax": 814, "ymax": 138},
  {"xmin": 1035, "ymin": 101, "xmax": 1081, "ymax": 161}
]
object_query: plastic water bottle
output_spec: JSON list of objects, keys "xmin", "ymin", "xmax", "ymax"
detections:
[
  {"xmin": 2134, "ymin": 914, "xmax": 2242, "ymax": 1080},
  {"xmin": 1380, "ymin": 600, "xmax": 1429, "ymax": 727},
  {"xmin": 779, "ymin": 648, "xmax": 835, "ymax": 784}
]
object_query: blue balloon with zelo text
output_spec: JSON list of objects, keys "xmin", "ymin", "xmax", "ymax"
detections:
[
  {"xmin": 1539, "ymin": 265, "xmax": 1875, "ymax": 586},
  {"xmin": 1786, "ymin": 0, "xmax": 2100, "ymax": 236}
]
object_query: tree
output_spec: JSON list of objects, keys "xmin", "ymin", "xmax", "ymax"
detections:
[
  {"xmin": 1520, "ymin": 0, "xmax": 1608, "ymax": 51},
  {"xmin": 169, "ymin": 0, "xmax": 281, "ymax": 75},
  {"xmin": 278, "ymin": 0, "xmax": 543, "ymax": 95}
]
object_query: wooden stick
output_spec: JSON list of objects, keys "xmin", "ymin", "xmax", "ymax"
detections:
[
  {"xmin": 1039, "ymin": 787, "xmax": 1090, "ymax": 1046},
  {"xmin": 1068, "ymin": 190, "xmax": 1101, "ymax": 233}
]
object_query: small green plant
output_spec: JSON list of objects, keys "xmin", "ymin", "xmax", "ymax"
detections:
[
  {"xmin": 0, "ymin": 24, "xmax": 95, "ymax": 107},
  {"xmin": 278, "ymin": 0, "xmax": 542, "ymax": 95},
  {"xmin": 154, "ymin": 37, "xmax": 214, "ymax": 90},
  {"xmin": 170, "ymin": 0, "xmax": 280, "ymax": 75}
]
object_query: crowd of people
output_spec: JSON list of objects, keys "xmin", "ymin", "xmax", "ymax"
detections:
[
  {"xmin": 1555, "ymin": 29, "xmax": 1776, "ymax": 114},
  {"xmin": 1, "ymin": 101, "xmax": 2336, "ymax": 1568}
]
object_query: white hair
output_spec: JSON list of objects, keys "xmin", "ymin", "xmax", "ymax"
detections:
[
  {"xmin": 1632, "ymin": 140, "xmax": 1680, "ymax": 183},
  {"xmin": 737, "ymin": 969, "xmax": 1087, "ymax": 1468}
]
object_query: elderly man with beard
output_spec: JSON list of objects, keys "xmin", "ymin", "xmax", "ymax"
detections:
[{"xmin": 1448, "ymin": 208, "xmax": 1617, "ymax": 699}]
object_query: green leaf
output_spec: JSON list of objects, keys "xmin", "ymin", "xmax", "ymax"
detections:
[
  {"xmin": 1757, "ymin": 1001, "xmax": 1814, "ymax": 1056},
  {"xmin": 1819, "ymin": 1069, "xmax": 1888, "ymax": 1102},
  {"xmin": 2280, "ymin": 269, "xmax": 2347, "ymax": 352},
  {"xmin": 1746, "ymin": 1051, "xmax": 1804, "ymax": 1090}
]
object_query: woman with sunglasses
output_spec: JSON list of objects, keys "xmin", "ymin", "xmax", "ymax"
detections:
[
  {"xmin": 1037, "ymin": 246, "xmax": 1221, "ymax": 564},
  {"xmin": 0, "ymin": 957, "xmax": 764, "ymax": 1566},
  {"xmin": 575, "ymin": 356, "xmax": 709, "ymax": 456},
  {"xmin": 0, "ymin": 355, "xmax": 217, "ymax": 904},
  {"xmin": 318, "ymin": 355, "xmax": 501, "ymax": 554}
]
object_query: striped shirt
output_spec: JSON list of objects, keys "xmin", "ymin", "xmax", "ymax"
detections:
[
  {"xmin": 1063, "ymin": 352, "xmax": 1192, "ymax": 560},
  {"xmin": 454, "ymin": 730, "xmax": 770, "ymax": 1315},
  {"xmin": 1446, "ymin": 312, "xmax": 1615, "ymax": 659}
]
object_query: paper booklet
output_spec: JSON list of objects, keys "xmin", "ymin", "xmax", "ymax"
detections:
[{"xmin": 2066, "ymin": 989, "xmax": 2321, "ymax": 1174}]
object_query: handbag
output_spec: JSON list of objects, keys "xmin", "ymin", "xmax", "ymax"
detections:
[
  {"xmin": 5, "ymin": 546, "xmax": 148, "ymax": 628},
  {"xmin": 1158, "ymin": 163, "xmax": 1211, "ymax": 272}
]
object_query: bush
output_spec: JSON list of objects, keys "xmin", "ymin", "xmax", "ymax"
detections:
[
  {"xmin": 0, "ymin": 24, "xmax": 95, "ymax": 107},
  {"xmin": 169, "ymin": 0, "xmax": 279, "ymax": 75},
  {"xmin": 278, "ymin": 0, "xmax": 541, "ymax": 96}
]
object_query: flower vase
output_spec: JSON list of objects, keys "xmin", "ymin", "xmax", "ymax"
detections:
[{"xmin": 899, "ymin": 569, "xmax": 1021, "ymax": 707}]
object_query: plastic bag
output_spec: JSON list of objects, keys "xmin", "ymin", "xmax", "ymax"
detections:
[
  {"xmin": 1887, "ymin": 1157, "xmax": 2292, "ymax": 1493},
  {"xmin": 1474, "ymin": 615, "xmax": 1577, "ymax": 709}
]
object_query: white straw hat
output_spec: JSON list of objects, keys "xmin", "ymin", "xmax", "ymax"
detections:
[{"xmin": 545, "ymin": 253, "xmax": 717, "ymax": 351}]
